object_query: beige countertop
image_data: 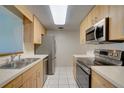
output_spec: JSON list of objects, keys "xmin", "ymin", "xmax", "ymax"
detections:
[
  {"xmin": 0, "ymin": 54, "xmax": 48, "ymax": 88},
  {"xmin": 91, "ymin": 66, "xmax": 124, "ymax": 88}
]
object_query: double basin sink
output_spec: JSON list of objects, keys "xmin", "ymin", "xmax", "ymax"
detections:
[{"xmin": 0, "ymin": 58, "xmax": 40, "ymax": 69}]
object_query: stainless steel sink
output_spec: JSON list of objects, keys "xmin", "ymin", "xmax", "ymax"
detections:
[{"xmin": 0, "ymin": 58, "xmax": 40, "ymax": 69}]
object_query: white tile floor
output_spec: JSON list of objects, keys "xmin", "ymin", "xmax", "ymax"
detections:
[{"xmin": 43, "ymin": 67, "xmax": 78, "ymax": 88}]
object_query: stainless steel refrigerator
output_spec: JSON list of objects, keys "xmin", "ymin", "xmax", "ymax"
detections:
[{"xmin": 35, "ymin": 35, "xmax": 56, "ymax": 75}]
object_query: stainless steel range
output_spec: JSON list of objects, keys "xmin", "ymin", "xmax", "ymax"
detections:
[{"xmin": 76, "ymin": 49, "xmax": 124, "ymax": 88}]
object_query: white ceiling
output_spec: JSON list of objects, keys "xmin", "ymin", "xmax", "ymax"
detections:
[{"xmin": 26, "ymin": 5, "xmax": 93, "ymax": 31}]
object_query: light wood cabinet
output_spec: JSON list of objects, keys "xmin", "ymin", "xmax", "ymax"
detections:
[
  {"xmin": 80, "ymin": 5, "xmax": 124, "ymax": 43},
  {"xmin": 87, "ymin": 6, "xmax": 109, "ymax": 28},
  {"xmin": 14, "ymin": 5, "xmax": 46, "ymax": 45},
  {"xmin": 33, "ymin": 16, "xmax": 42, "ymax": 44},
  {"xmin": 36, "ymin": 69, "xmax": 43, "ymax": 88},
  {"xmin": 80, "ymin": 17, "xmax": 87, "ymax": 44},
  {"xmin": 3, "ymin": 75, "xmax": 23, "ymax": 88},
  {"xmin": 87, "ymin": 10, "xmax": 93, "ymax": 28},
  {"xmin": 14, "ymin": 5, "xmax": 33, "ymax": 22},
  {"xmin": 33, "ymin": 16, "xmax": 46, "ymax": 44},
  {"xmin": 97, "ymin": 5, "xmax": 109, "ymax": 21},
  {"xmin": 43, "ymin": 58, "xmax": 48, "ymax": 83},
  {"xmin": 3, "ymin": 82, "xmax": 13, "ymax": 88},
  {"xmin": 80, "ymin": 5, "xmax": 109, "ymax": 44},
  {"xmin": 22, "ymin": 61, "xmax": 44, "ymax": 88},
  {"xmin": 91, "ymin": 71, "xmax": 115, "ymax": 88},
  {"xmin": 3, "ymin": 60, "xmax": 46, "ymax": 88},
  {"xmin": 109, "ymin": 6, "xmax": 124, "ymax": 40},
  {"xmin": 87, "ymin": 6, "xmax": 99, "ymax": 27}
]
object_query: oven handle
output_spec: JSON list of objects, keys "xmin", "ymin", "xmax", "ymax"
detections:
[{"xmin": 76, "ymin": 62, "xmax": 90, "ymax": 75}]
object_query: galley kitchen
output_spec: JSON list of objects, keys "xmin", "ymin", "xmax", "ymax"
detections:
[{"xmin": 0, "ymin": 5, "xmax": 124, "ymax": 88}]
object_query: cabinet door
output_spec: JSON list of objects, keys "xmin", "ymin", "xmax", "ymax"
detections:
[
  {"xmin": 36, "ymin": 62, "xmax": 44, "ymax": 88},
  {"xmin": 3, "ymin": 75, "xmax": 23, "ymax": 88},
  {"xmin": 80, "ymin": 17, "xmax": 87, "ymax": 44},
  {"xmin": 23, "ymin": 78, "xmax": 33, "ymax": 88},
  {"xmin": 91, "ymin": 71, "xmax": 115, "ymax": 88},
  {"xmin": 109, "ymin": 6, "xmax": 124, "ymax": 40},
  {"xmin": 43, "ymin": 59, "xmax": 47, "ymax": 82},
  {"xmin": 98, "ymin": 5, "xmax": 109, "ymax": 21},
  {"xmin": 91, "ymin": 6, "xmax": 98, "ymax": 24},
  {"xmin": 13, "ymin": 75, "xmax": 23, "ymax": 88},
  {"xmin": 32, "ymin": 72, "xmax": 37, "ymax": 88},
  {"xmin": 36, "ymin": 69, "xmax": 42, "ymax": 88},
  {"xmin": 87, "ymin": 11, "xmax": 93, "ymax": 28},
  {"xmin": 33, "ymin": 16, "xmax": 41, "ymax": 44}
]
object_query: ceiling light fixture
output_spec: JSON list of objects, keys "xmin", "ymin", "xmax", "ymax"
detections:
[{"xmin": 49, "ymin": 5, "xmax": 68, "ymax": 25}]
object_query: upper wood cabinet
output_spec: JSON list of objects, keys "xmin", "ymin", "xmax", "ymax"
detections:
[
  {"xmin": 33, "ymin": 16, "xmax": 42, "ymax": 44},
  {"xmin": 80, "ymin": 17, "xmax": 87, "ymax": 44},
  {"xmin": 109, "ymin": 6, "xmax": 124, "ymax": 40},
  {"xmin": 87, "ymin": 10, "xmax": 94, "ymax": 28},
  {"xmin": 80, "ymin": 5, "xmax": 109, "ymax": 44},
  {"xmin": 14, "ymin": 5, "xmax": 33, "ymax": 22},
  {"xmin": 40, "ymin": 23, "xmax": 46, "ymax": 35},
  {"xmin": 33, "ymin": 16, "xmax": 46, "ymax": 44},
  {"xmin": 97, "ymin": 5, "xmax": 109, "ymax": 21},
  {"xmin": 87, "ymin": 6, "xmax": 109, "ymax": 28}
]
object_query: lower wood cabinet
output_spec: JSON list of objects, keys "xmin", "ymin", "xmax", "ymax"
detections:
[
  {"xmin": 3, "ymin": 60, "xmax": 46, "ymax": 88},
  {"xmin": 3, "ymin": 75, "xmax": 23, "ymax": 88},
  {"xmin": 91, "ymin": 71, "xmax": 115, "ymax": 88}
]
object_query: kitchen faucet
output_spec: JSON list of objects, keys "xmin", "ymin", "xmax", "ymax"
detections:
[
  {"xmin": 10, "ymin": 54, "xmax": 21, "ymax": 62},
  {"xmin": 10, "ymin": 54, "xmax": 17, "ymax": 62}
]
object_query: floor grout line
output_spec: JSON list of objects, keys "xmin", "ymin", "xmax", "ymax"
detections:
[{"xmin": 43, "ymin": 67, "xmax": 77, "ymax": 88}]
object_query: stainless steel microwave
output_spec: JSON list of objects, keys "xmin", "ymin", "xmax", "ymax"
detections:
[{"xmin": 86, "ymin": 18, "xmax": 109, "ymax": 44}]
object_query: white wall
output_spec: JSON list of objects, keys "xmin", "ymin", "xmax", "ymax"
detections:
[{"xmin": 48, "ymin": 30, "xmax": 81, "ymax": 67}]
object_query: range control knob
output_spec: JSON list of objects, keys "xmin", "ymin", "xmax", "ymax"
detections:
[
  {"xmin": 114, "ymin": 53, "xmax": 118, "ymax": 57},
  {"xmin": 109, "ymin": 53, "xmax": 113, "ymax": 56}
]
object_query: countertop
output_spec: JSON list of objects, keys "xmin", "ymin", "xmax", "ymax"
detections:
[
  {"xmin": 91, "ymin": 66, "xmax": 124, "ymax": 88},
  {"xmin": 0, "ymin": 54, "xmax": 48, "ymax": 88}
]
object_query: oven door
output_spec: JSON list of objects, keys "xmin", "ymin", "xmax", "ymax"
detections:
[
  {"xmin": 76, "ymin": 62, "xmax": 91, "ymax": 88},
  {"xmin": 86, "ymin": 26, "xmax": 97, "ymax": 43}
]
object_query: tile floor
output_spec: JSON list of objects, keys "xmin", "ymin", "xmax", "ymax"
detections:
[{"xmin": 43, "ymin": 67, "xmax": 78, "ymax": 88}]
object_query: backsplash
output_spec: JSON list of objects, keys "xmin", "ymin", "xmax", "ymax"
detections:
[
  {"xmin": 80, "ymin": 43, "xmax": 124, "ymax": 54},
  {"xmin": 0, "ymin": 56, "xmax": 9, "ymax": 66}
]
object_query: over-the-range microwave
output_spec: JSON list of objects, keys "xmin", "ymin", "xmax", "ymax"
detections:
[{"xmin": 86, "ymin": 17, "xmax": 109, "ymax": 44}]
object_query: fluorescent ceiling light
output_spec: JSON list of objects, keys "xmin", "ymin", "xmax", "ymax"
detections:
[{"xmin": 49, "ymin": 5, "xmax": 68, "ymax": 25}]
